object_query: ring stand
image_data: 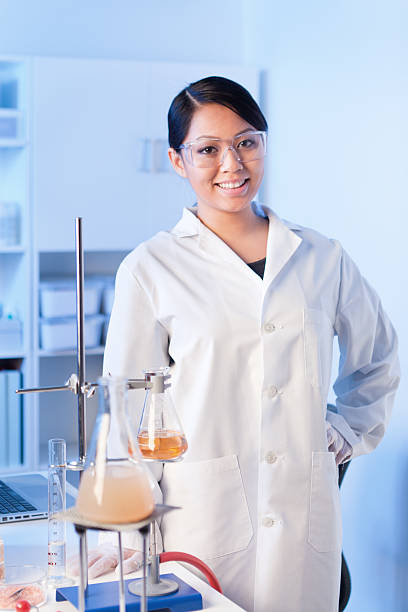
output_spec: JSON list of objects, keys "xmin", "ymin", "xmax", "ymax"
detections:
[{"xmin": 56, "ymin": 505, "xmax": 179, "ymax": 612}]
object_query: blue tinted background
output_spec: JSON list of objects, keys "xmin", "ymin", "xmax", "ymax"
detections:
[{"xmin": 0, "ymin": 1, "xmax": 406, "ymax": 609}]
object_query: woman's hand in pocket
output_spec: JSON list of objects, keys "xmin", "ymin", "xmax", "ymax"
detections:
[{"xmin": 326, "ymin": 422, "xmax": 352, "ymax": 465}]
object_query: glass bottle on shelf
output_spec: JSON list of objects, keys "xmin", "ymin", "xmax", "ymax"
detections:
[
  {"xmin": 137, "ymin": 368, "xmax": 188, "ymax": 461},
  {"xmin": 75, "ymin": 376, "xmax": 155, "ymax": 524}
]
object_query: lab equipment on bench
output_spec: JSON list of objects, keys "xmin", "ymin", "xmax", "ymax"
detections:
[
  {"xmin": 55, "ymin": 374, "xmax": 181, "ymax": 612},
  {"xmin": 57, "ymin": 573, "xmax": 203, "ymax": 612},
  {"xmin": 48, "ymin": 438, "xmax": 73, "ymax": 586},
  {"xmin": 0, "ymin": 564, "xmax": 47, "ymax": 608}
]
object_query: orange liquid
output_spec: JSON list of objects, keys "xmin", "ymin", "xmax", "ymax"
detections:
[
  {"xmin": 137, "ymin": 429, "xmax": 188, "ymax": 460},
  {"xmin": 75, "ymin": 462, "xmax": 154, "ymax": 524}
]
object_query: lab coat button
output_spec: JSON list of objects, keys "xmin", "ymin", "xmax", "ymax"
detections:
[
  {"xmin": 264, "ymin": 322, "xmax": 276, "ymax": 333},
  {"xmin": 262, "ymin": 517, "xmax": 276, "ymax": 528},
  {"xmin": 265, "ymin": 452, "xmax": 278, "ymax": 464},
  {"xmin": 267, "ymin": 385, "xmax": 278, "ymax": 398}
]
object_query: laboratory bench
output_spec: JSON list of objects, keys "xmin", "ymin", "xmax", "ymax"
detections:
[{"xmin": 0, "ymin": 516, "xmax": 245, "ymax": 612}]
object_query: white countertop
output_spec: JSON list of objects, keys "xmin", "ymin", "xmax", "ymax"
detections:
[{"xmin": 0, "ymin": 517, "xmax": 245, "ymax": 611}]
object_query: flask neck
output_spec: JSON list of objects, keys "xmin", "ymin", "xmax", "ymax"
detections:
[{"xmin": 86, "ymin": 376, "xmax": 133, "ymax": 466}]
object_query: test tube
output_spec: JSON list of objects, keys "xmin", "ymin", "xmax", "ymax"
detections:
[{"xmin": 48, "ymin": 438, "xmax": 72, "ymax": 586}]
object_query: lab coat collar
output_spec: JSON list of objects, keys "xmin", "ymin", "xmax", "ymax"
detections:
[
  {"xmin": 171, "ymin": 203, "xmax": 303, "ymax": 285},
  {"xmin": 171, "ymin": 205, "xmax": 201, "ymax": 237},
  {"xmin": 261, "ymin": 204, "xmax": 303, "ymax": 289},
  {"xmin": 171, "ymin": 202, "xmax": 302, "ymax": 233}
]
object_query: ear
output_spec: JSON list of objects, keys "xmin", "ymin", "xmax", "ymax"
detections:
[{"xmin": 168, "ymin": 148, "xmax": 187, "ymax": 178}]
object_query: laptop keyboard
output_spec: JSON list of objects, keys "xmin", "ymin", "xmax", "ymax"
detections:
[{"xmin": 0, "ymin": 479, "xmax": 37, "ymax": 514}]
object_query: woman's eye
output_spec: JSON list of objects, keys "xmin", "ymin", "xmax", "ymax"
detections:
[
  {"xmin": 237, "ymin": 138, "xmax": 255, "ymax": 149},
  {"xmin": 197, "ymin": 145, "xmax": 218, "ymax": 155}
]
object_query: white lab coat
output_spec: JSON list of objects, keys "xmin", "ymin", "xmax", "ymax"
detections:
[{"xmin": 103, "ymin": 204, "xmax": 399, "ymax": 612}]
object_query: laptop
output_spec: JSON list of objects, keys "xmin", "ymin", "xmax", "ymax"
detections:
[{"xmin": 0, "ymin": 473, "xmax": 76, "ymax": 523}]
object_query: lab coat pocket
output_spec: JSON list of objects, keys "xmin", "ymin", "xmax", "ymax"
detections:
[
  {"xmin": 160, "ymin": 454, "xmax": 253, "ymax": 560},
  {"xmin": 308, "ymin": 451, "xmax": 342, "ymax": 553},
  {"xmin": 303, "ymin": 308, "xmax": 333, "ymax": 389}
]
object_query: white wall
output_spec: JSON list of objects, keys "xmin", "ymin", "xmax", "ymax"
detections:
[
  {"xmin": 244, "ymin": 2, "xmax": 408, "ymax": 610},
  {"xmin": 0, "ymin": 0, "xmax": 244, "ymax": 64}
]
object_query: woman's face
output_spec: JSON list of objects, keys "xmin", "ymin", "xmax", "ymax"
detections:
[{"xmin": 169, "ymin": 103, "xmax": 264, "ymax": 218}]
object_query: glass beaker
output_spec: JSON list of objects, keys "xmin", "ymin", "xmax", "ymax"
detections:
[
  {"xmin": 137, "ymin": 368, "xmax": 188, "ymax": 461},
  {"xmin": 75, "ymin": 376, "xmax": 155, "ymax": 524}
]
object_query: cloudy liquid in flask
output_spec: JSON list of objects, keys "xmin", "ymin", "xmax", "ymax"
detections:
[{"xmin": 76, "ymin": 461, "xmax": 154, "ymax": 523}]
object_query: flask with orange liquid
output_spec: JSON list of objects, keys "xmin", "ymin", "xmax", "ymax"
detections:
[
  {"xmin": 137, "ymin": 368, "xmax": 188, "ymax": 462},
  {"xmin": 76, "ymin": 376, "xmax": 155, "ymax": 524}
]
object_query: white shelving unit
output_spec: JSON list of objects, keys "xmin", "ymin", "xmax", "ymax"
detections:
[
  {"xmin": 0, "ymin": 57, "xmax": 32, "ymax": 471},
  {"xmin": 0, "ymin": 55, "xmax": 260, "ymax": 472}
]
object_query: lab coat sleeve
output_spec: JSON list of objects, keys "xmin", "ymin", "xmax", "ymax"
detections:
[
  {"xmin": 100, "ymin": 258, "xmax": 168, "ymax": 549},
  {"xmin": 327, "ymin": 247, "xmax": 400, "ymax": 459}
]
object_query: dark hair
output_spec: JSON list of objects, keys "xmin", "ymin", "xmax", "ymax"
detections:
[{"xmin": 168, "ymin": 76, "xmax": 268, "ymax": 149}]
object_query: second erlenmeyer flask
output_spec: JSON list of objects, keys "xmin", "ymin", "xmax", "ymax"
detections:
[{"xmin": 137, "ymin": 368, "xmax": 188, "ymax": 461}]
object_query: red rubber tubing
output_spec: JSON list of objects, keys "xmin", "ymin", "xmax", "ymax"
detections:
[{"xmin": 159, "ymin": 551, "xmax": 223, "ymax": 594}]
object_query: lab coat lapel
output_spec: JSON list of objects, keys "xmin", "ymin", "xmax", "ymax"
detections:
[
  {"xmin": 173, "ymin": 207, "xmax": 262, "ymax": 281},
  {"xmin": 263, "ymin": 208, "xmax": 303, "ymax": 292},
  {"xmin": 171, "ymin": 207, "xmax": 200, "ymax": 238},
  {"xmin": 171, "ymin": 205, "xmax": 302, "ymax": 284}
]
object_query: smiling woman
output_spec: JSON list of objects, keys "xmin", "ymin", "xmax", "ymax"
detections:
[
  {"xmin": 100, "ymin": 76, "xmax": 400, "ymax": 612},
  {"xmin": 167, "ymin": 77, "xmax": 268, "ymax": 254},
  {"xmin": 168, "ymin": 102, "xmax": 268, "ymax": 261}
]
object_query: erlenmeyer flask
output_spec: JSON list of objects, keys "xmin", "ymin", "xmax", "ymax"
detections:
[
  {"xmin": 75, "ymin": 376, "xmax": 155, "ymax": 523},
  {"xmin": 137, "ymin": 368, "xmax": 188, "ymax": 461}
]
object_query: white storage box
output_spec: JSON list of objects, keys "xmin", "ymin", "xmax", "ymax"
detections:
[
  {"xmin": 0, "ymin": 202, "xmax": 20, "ymax": 247},
  {"xmin": 0, "ymin": 113, "xmax": 20, "ymax": 140},
  {"xmin": 40, "ymin": 279, "xmax": 103, "ymax": 318},
  {"xmin": 102, "ymin": 317, "xmax": 110, "ymax": 344},
  {"xmin": 102, "ymin": 284, "xmax": 115, "ymax": 315},
  {"xmin": 0, "ymin": 318, "xmax": 22, "ymax": 352},
  {"xmin": 40, "ymin": 315, "xmax": 104, "ymax": 350}
]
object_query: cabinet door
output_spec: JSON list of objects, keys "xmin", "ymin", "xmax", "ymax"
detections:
[
  {"xmin": 33, "ymin": 57, "xmax": 154, "ymax": 251},
  {"xmin": 32, "ymin": 58, "xmax": 260, "ymax": 252}
]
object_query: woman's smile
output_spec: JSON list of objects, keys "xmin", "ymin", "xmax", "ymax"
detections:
[{"xmin": 214, "ymin": 176, "xmax": 250, "ymax": 195}]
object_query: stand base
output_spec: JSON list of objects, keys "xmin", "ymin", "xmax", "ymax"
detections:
[
  {"xmin": 56, "ymin": 573, "xmax": 203, "ymax": 612},
  {"xmin": 128, "ymin": 576, "xmax": 179, "ymax": 597}
]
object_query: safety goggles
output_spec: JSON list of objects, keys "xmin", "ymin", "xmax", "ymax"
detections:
[{"xmin": 176, "ymin": 130, "xmax": 267, "ymax": 168}]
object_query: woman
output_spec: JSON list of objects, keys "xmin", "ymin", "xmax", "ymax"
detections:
[{"xmin": 102, "ymin": 76, "xmax": 399, "ymax": 612}]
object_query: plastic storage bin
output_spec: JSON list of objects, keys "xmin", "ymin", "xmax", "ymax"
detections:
[
  {"xmin": 40, "ymin": 279, "xmax": 103, "ymax": 318},
  {"xmin": 102, "ymin": 317, "xmax": 110, "ymax": 344},
  {"xmin": 39, "ymin": 315, "xmax": 104, "ymax": 350},
  {"xmin": 0, "ymin": 202, "xmax": 20, "ymax": 247},
  {"xmin": 0, "ymin": 318, "xmax": 22, "ymax": 351},
  {"xmin": 0, "ymin": 115, "xmax": 18, "ymax": 139},
  {"xmin": 102, "ymin": 283, "xmax": 115, "ymax": 314}
]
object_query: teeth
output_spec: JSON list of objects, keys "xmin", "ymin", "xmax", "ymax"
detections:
[{"xmin": 217, "ymin": 179, "xmax": 246, "ymax": 189}]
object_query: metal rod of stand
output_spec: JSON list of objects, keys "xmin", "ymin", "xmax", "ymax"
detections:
[
  {"xmin": 142, "ymin": 528, "xmax": 148, "ymax": 612},
  {"xmin": 117, "ymin": 532, "xmax": 126, "ymax": 612},
  {"xmin": 128, "ymin": 520, "xmax": 178, "ymax": 597},
  {"xmin": 75, "ymin": 217, "xmax": 86, "ymax": 467},
  {"xmin": 75, "ymin": 218, "xmax": 88, "ymax": 589},
  {"xmin": 149, "ymin": 521, "xmax": 160, "ymax": 584},
  {"xmin": 78, "ymin": 527, "xmax": 88, "ymax": 612}
]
